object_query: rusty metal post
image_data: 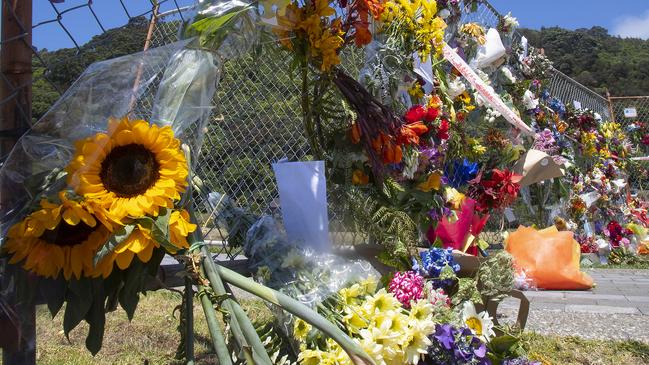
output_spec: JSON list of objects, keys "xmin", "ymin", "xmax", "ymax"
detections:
[
  {"xmin": 1, "ymin": 0, "xmax": 35, "ymax": 364},
  {"xmin": 605, "ymin": 88, "xmax": 616, "ymax": 123}
]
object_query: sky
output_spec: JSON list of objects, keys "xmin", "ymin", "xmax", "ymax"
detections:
[{"xmin": 32, "ymin": 0, "xmax": 649, "ymax": 51}]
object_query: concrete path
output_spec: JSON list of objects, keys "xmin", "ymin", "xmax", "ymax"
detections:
[{"xmin": 500, "ymin": 269, "xmax": 649, "ymax": 343}]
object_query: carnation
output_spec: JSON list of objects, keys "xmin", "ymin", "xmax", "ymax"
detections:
[{"xmin": 388, "ymin": 271, "xmax": 425, "ymax": 308}]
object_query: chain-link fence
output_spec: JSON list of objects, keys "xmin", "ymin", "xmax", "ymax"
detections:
[
  {"xmin": 1, "ymin": 0, "xmax": 636, "ymax": 252},
  {"xmin": 608, "ymin": 96, "xmax": 649, "ymax": 192}
]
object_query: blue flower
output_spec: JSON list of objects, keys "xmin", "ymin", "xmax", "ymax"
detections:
[
  {"xmin": 549, "ymin": 98, "xmax": 566, "ymax": 117},
  {"xmin": 415, "ymin": 247, "xmax": 461, "ymax": 278},
  {"xmin": 445, "ymin": 159, "xmax": 479, "ymax": 188}
]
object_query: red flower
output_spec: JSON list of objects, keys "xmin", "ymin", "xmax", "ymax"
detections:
[
  {"xmin": 471, "ymin": 169, "xmax": 522, "ymax": 212},
  {"xmin": 404, "ymin": 105, "xmax": 427, "ymax": 124},
  {"xmin": 437, "ymin": 119, "xmax": 450, "ymax": 140},
  {"xmin": 642, "ymin": 134, "xmax": 649, "ymax": 145},
  {"xmin": 425, "ymin": 107, "xmax": 440, "ymax": 122}
]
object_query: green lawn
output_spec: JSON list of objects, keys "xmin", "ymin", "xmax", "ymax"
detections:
[{"xmin": 18, "ymin": 290, "xmax": 649, "ymax": 364}]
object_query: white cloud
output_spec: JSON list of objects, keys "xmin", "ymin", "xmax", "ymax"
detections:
[{"xmin": 612, "ymin": 10, "xmax": 649, "ymax": 39}]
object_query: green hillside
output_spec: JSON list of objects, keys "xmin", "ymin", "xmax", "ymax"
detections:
[
  {"xmin": 519, "ymin": 26, "xmax": 649, "ymax": 96},
  {"xmin": 32, "ymin": 16, "xmax": 150, "ymax": 121}
]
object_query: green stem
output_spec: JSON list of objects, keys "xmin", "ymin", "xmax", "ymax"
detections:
[
  {"xmin": 200, "ymin": 244, "xmax": 272, "ymax": 365},
  {"xmin": 197, "ymin": 285, "xmax": 233, "ymax": 365},
  {"xmin": 215, "ymin": 265, "xmax": 376, "ymax": 365},
  {"xmin": 301, "ymin": 60, "xmax": 322, "ymax": 159},
  {"xmin": 184, "ymin": 277, "xmax": 195, "ymax": 365}
]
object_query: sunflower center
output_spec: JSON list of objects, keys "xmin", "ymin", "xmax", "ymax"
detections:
[
  {"xmin": 41, "ymin": 221, "xmax": 96, "ymax": 247},
  {"xmin": 100, "ymin": 144, "xmax": 160, "ymax": 197}
]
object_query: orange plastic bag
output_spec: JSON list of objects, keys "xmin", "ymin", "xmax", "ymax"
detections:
[{"xmin": 505, "ymin": 226, "xmax": 593, "ymax": 290}]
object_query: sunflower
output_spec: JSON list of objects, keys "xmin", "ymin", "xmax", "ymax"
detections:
[
  {"xmin": 92, "ymin": 209, "xmax": 196, "ymax": 278},
  {"xmin": 66, "ymin": 117, "xmax": 188, "ymax": 221},
  {"xmin": 92, "ymin": 225, "xmax": 156, "ymax": 278},
  {"xmin": 169, "ymin": 209, "xmax": 197, "ymax": 251},
  {"xmin": 4, "ymin": 199, "xmax": 111, "ymax": 280}
]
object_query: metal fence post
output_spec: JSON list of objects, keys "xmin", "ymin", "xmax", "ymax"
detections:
[{"xmin": 1, "ymin": 0, "xmax": 35, "ymax": 364}]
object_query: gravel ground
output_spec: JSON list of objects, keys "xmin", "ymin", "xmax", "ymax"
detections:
[{"xmin": 498, "ymin": 307, "xmax": 649, "ymax": 343}]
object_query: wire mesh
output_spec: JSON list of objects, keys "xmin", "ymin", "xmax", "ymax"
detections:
[{"xmin": 1, "ymin": 0, "xmax": 633, "ymax": 253}]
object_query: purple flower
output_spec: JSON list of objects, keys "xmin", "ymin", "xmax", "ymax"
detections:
[{"xmin": 434, "ymin": 324, "xmax": 455, "ymax": 350}]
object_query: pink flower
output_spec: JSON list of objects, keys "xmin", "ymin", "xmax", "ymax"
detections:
[
  {"xmin": 388, "ymin": 271, "xmax": 424, "ymax": 308},
  {"xmin": 427, "ymin": 287, "xmax": 451, "ymax": 307}
]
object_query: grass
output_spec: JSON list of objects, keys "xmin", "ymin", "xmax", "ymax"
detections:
[
  {"xmin": 31, "ymin": 290, "xmax": 272, "ymax": 365},
  {"xmin": 16, "ymin": 290, "xmax": 649, "ymax": 364},
  {"xmin": 522, "ymin": 332, "xmax": 649, "ymax": 365}
]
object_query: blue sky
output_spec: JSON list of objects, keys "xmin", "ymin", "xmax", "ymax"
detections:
[{"xmin": 33, "ymin": 0, "xmax": 649, "ymax": 51}]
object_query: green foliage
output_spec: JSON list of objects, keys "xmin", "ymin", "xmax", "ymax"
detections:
[
  {"xmin": 519, "ymin": 26, "xmax": 649, "ymax": 96},
  {"xmin": 477, "ymin": 251, "xmax": 515, "ymax": 301},
  {"xmin": 32, "ymin": 16, "xmax": 151, "ymax": 122}
]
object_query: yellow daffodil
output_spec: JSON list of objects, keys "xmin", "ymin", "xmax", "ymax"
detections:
[{"xmin": 293, "ymin": 318, "xmax": 312, "ymax": 340}]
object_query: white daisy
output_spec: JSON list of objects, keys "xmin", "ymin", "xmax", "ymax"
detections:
[{"xmin": 461, "ymin": 301, "xmax": 496, "ymax": 342}]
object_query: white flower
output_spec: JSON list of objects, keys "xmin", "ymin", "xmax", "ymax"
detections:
[
  {"xmin": 522, "ymin": 90, "xmax": 539, "ymax": 110},
  {"xmin": 438, "ymin": 9, "xmax": 451, "ymax": 19},
  {"xmin": 447, "ymin": 77, "xmax": 466, "ymax": 99},
  {"xmin": 461, "ymin": 301, "xmax": 495, "ymax": 342},
  {"xmin": 503, "ymin": 12, "xmax": 519, "ymax": 30},
  {"xmin": 501, "ymin": 66, "xmax": 517, "ymax": 83}
]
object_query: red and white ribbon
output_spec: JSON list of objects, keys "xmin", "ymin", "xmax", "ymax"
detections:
[
  {"xmin": 630, "ymin": 156, "xmax": 649, "ymax": 161},
  {"xmin": 442, "ymin": 43, "xmax": 534, "ymax": 136}
]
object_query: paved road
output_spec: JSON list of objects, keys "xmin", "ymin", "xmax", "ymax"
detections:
[{"xmin": 499, "ymin": 269, "xmax": 649, "ymax": 343}]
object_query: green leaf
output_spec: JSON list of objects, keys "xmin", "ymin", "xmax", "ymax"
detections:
[
  {"xmin": 118, "ymin": 260, "xmax": 146, "ymax": 321},
  {"xmin": 63, "ymin": 278, "xmax": 93, "ymax": 340},
  {"xmin": 136, "ymin": 209, "xmax": 182, "ymax": 254},
  {"xmin": 488, "ymin": 334, "xmax": 519, "ymax": 354},
  {"xmin": 84, "ymin": 279, "xmax": 106, "ymax": 355},
  {"xmin": 145, "ymin": 248, "xmax": 166, "ymax": 277},
  {"xmin": 43, "ymin": 278, "xmax": 67, "ymax": 318},
  {"xmin": 94, "ymin": 224, "xmax": 136, "ymax": 266},
  {"xmin": 187, "ymin": 5, "xmax": 254, "ymax": 48}
]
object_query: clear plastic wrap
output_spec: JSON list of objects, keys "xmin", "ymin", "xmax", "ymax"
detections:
[
  {"xmin": 0, "ymin": 41, "xmax": 189, "ymax": 233},
  {"xmin": 0, "ymin": 1, "xmax": 263, "ymax": 352},
  {"xmin": 244, "ymin": 215, "xmax": 378, "ymax": 307}
]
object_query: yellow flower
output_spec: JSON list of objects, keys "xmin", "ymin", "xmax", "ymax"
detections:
[
  {"xmin": 313, "ymin": 0, "xmax": 335, "ymax": 17},
  {"xmin": 417, "ymin": 172, "xmax": 442, "ymax": 192},
  {"xmin": 401, "ymin": 321, "xmax": 433, "ymax": 364},
  {"xmin": 408, "ymin": 83, "xmax": 424, "ymax": 99},
  {"xmin": 314, "ymin": 28, "xmax": 343, "ymax": 71},
  {"xmin": 362, "ymin": 288, "xmax": 401, "ymax": 315},
  {"xmin": 294, "ymin": 318, "xmax": 312, "ymax": 340},
  {"xmin": 275, "ymin": 3, "xmax": 304, "ymax": 49},
  {"xmin": 460, "ymin": 22, "xmax": 486, "ymax": 44},
  {"xmin": 339, "ymin": 283, "xmax": 364, "ymax": 306},
  {"xmin": 408, "ymin": 299, "xmax": 434, "ymax": 322},
  {"xmin": 66, "ymin": 117, "xmax": 188, "ymax": 221},
  {"xmin": 298, "ymin": 349, "xmax": 326, "ymax": 365},
  {"xmin": 472, "ymin": 143, "xmax": 486, "ymax": 155},
  {"xmin": 445, "ymin": 187, "xmax": 466, "ymax": 210},
  {"xmin": 342, "ymin": 305, "xmax": 369, "ymax": 332},
  {"xmin": 92, "ymin": 209, "xmax": 195, "ymax": 278},
  {"xmin": 359, "ymin": 276, "xmax": 379, "ymax": 295},
  {"xmin": 4, "ymin": 201, "xmax": 111, "ymax": 280},
  {"xmin": 169, "ymin": 209, "xmax": 197, "ymax": 250},
  {"xmin": 352, "ymin": 169, "xmax": 370, "ymax": 185},
  {"xmin": 428, "ymin": 94, "xmax": 442, "ymax": 109}
]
